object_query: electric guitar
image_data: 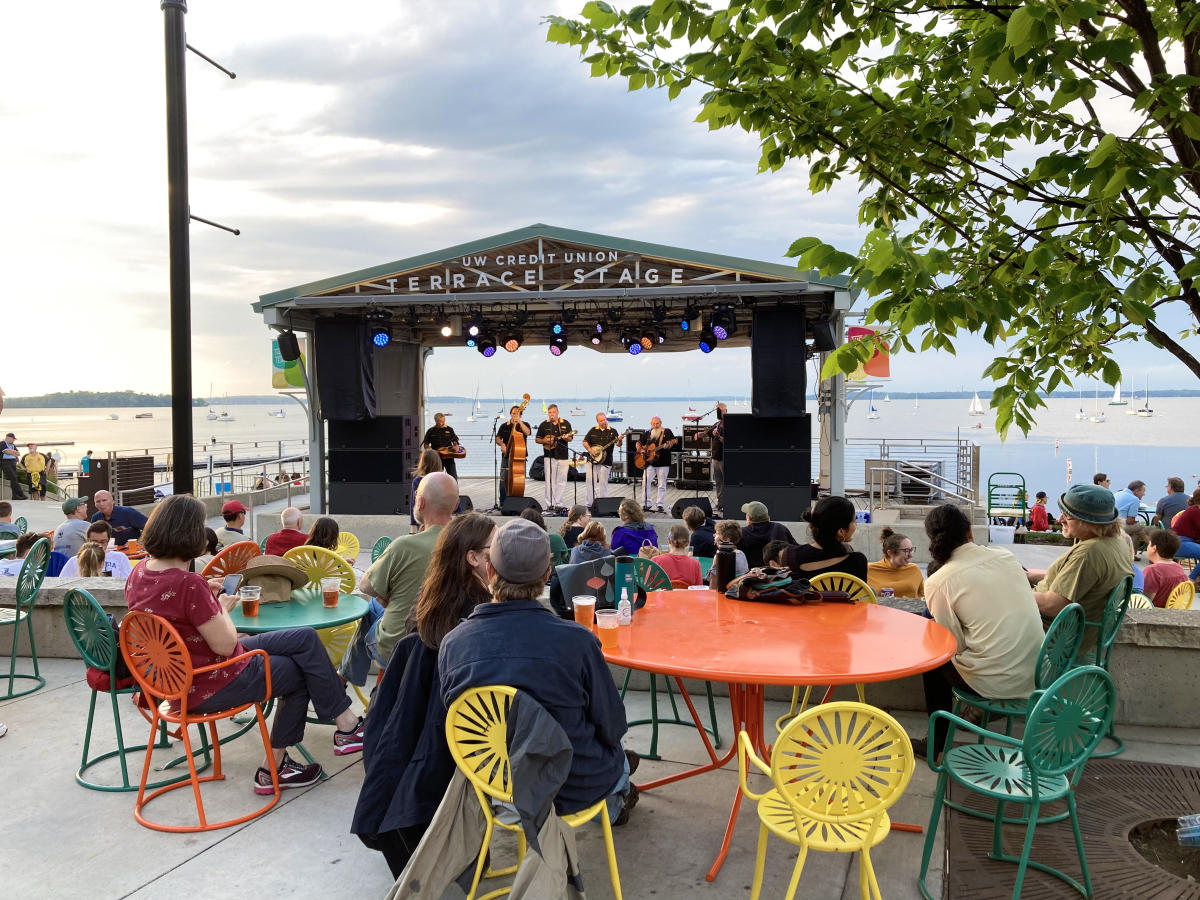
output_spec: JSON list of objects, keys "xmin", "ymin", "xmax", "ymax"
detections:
[
  {"xmin": 634, "ymin": 434, "xmax": 677, "ymax": 470},
  {"xmin": 586, "ymin": 428, "xmax": 632, "ymax": 464}
]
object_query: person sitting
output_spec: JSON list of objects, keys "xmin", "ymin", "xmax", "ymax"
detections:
[
  {"xmin": 0, "ymin": 532, "xmax": 41, "ymax": 576},
  {"xmin": 59, "ymin": 521, "xmax": 133, "ymax": 578},
  {"xmin": 0, "ymin": 500, "xmax": 19, "ymax": 539},
  {"xmin": 352, "ymin": 513, "xmax": 496, "ymax": 877},
  {"xmin": 1029, "ymin": 484, "xmax": 1133, "ymax": 653},
  {"xmin": 1154, "ymin": 477, "xmax": 1189, "ymax": 527},
  {"xmin": 917, "ymin": 504, "xmax": 1043, "ymax": 759},
  {"xmin": 90, "ymin": 490, "xmax": 148, "ymax": 546},
  {"xmin": 1142, "ymin": 528, "xmax": 1190, "ymax": 607},
  {"xmin": 53, "ymin": 496, "xmax": 93, "ymax": 558},
  {"xmin": 439, "ymin": 518, "xmax": 638, "ymax": 826},
  {"xmin": 1118, "ymin": 530, "xmax": 1146, "ymax": 594},
  {"xmin": 738, "ymin": 501, "xmax": 798, "ymax": 568},
  {"xmin": 1027, "ymin": 491, "xmax": 1054, "ymax": 532},
  {"xmin": 762, "ymin": 540, "xmax": 789, "ymax": 567},
  {"xmin": 409, "ymin": 449, "xmax": 443, "ymax": 535},
  {"xmin": 304, "ymin": 516, "xmax": 340, "ymax": 552},
  {"xmin": 652, "ymin": 525, "xmax": 703, "ymax": 586},
  {"xmin": 125, "ymin": 494, "xmax": 365, "ymax": 792},
  {"xmin": 866, "ymin": 527, "xmax": 925, "ymax": 598},
  {"xmin": 559, "ymin": 504, "xmax": 590, "ymax": 549},
  {"xmin": 194, "ymin": 528, "xmax": 220, "ymax": 572},
  {"xmin": 265, "ymin": 506, "xmax": 308, "ymax": 556},
  {"xmin": 520, "ymin": 507, "xmax": 569, "ymax": 567},
  {"xmin": 683, "ymin": 506, "xmax": 716, "ymax": 558},
  {"xmin": 569, "ymin": 521, "xmax": 611, "ymax": 565},
  {"xmin": 1111, "ymin": 480, "xmax": 1148, "ymax": 556},
  {"xmin": 709, "ymin": 520, "xmax": 749, "ymax": 582},
  {"xmin": 610, "ymin": 499, "xmax": 659, "ymax": 556},
  {"xmin": 213, "ymin": 500, "xmax": 249, "ymax": 551},
  {"xmin": 74, "ymin": 542, "xmax": 108, "ymax": 577},
  {"xmin": 780, "ymin": 496, "xmax": 868, "ymax": 581},
  {"xmin": 1169, "ymin": 488, "xmax": 1200, "ymax": 580}
]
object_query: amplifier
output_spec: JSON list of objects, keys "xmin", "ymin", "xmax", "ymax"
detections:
[
  {"xmin": 681, "ymin": 457, "xmax": 711, "ymax": 481},
  {"xmin": 682, "ymin": 424, "xmax": 713, "ymax": 451}
]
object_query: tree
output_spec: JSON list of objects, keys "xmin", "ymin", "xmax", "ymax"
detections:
[{"xmin": 548, "ymin": 0, "xmax": 1200, "ymax": 434}]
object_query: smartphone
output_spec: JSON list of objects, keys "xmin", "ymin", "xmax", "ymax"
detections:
[{"xmin": 222, "ymin": 573, "xmax": 242, "ymax": 596}]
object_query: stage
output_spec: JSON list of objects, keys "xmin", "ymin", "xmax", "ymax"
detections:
[{"xmin": 452, "ymin": 475, "xmax": 720, "ymax": 517}]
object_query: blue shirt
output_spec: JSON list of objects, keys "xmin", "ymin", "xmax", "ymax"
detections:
[
  {"xmin": 80, "ymin": 456, "xmax": 91, "ymax": 475},
  {"xmin": 1111, "ymin": 489, "xmax": 1141, "ymax": 522},
  {"xmin": 438, "ymin": 599, "xmax": 627, "ymax": 814},
  {"xmin": 91, "ymin": 505, "xmax": 148, "ymax": 544}
]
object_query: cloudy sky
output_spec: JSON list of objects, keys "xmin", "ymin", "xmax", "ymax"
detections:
[{"xmin": 2, "ymin": 0, "xmax": 1196, "ymax": 401}]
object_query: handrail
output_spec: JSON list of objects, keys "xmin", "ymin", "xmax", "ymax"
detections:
[
  {"xmin": 867, "ymin": 464, "xmax": 977, "ymax": 508},
  {"xmin": 885, "ymin": 459, "xmax": 976, "ymax": 498}
]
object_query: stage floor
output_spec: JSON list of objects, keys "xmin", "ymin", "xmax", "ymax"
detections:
[{"xmin": 455, "ymin": 475, "xmax": 721, "ymax": 516}]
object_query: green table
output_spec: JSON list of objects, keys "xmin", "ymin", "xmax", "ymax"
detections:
[{"xmin": 231, "ymin": 587, "xmax": 368, "ymax": 634}]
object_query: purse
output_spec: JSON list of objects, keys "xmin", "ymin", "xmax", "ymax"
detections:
[
  {"xmin": 637, "ymin": 539, "xmax": 658, "ymax": 560},
  {"xmin": 724, "ymin": 566, "xmax": 853, "ymax": 605}
]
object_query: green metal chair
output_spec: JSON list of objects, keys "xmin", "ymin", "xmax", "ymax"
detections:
[
  {"xmin": 697, "ymin": 556, "xmax": 713, "ymax": 579},
  {"xmin": 617, "ymin": 556, "xmax": 721, "ymax": 758},
  {"xmin": 64, "ymin": 588, "xmax": 210, "ymax": 791},
  {"xmin": 1, "ymin": 536, "xmax": 49, "ymax": 699},
  {"xmin": 918, "ymin": 665, "xmax": 1115, "ymax": 900},
  {"xmin": 1075, "ymin": 576, "xmax": 1131, "ymax": 758},
  {"xmin": 14, "ymin": 516, "xmax": 28, "ymax": 534},
  {"xmin": 258, "ymin": 535, "xmax": 268, "ymax": 552},
  {"xmin": 371, "ymin": 536, "xmax": 392, "ymax": 562}
]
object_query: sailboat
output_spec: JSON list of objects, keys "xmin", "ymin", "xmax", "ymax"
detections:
[
  {"xmin": 867, "ymin": 391, "xmax": 880, "ymax": 420},
  {"xmin": 206, "ymin": 383, "xmax": 218, "ymax": 421},
  {"xmin": 911, "ymin": 396, "xmax": 919, "ymax": 415},
  {"xmin": 216, "ymin": 394, "xmax": 235, "ymax": 423},
  {"xmin": 267, "ymin": 409, "xmax": 286, "ymax": 418},
  {"xmin": 884, "ymin": 394, "xmax": 892, "ymax": 403},
  {"xmin": 1108, "ymin": 382, "xmax": 1127, "ymax": 406},
  {"xmin": 1074, "ymin": 388, "xmax": 1087, "ymax": 421},
  {"xmin": 466, "ymin": 384, "xmax": 480, "ymax": 422},
  {"xmin": 1136, "ymin": 375, "xmax": 1154, "ymax": 417},
  {"xmin": 968, "ymin": 393, "xmax": 986, "ymax": 416},
  {"xmin": 1090, "ymin": 384, "xmax": 1106, "ymax": 423},
  {"xmin": 605, "ymin": 388, "xmax": 623, "ymax": 423}
]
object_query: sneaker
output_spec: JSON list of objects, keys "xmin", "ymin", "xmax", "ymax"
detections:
[
  {"xmin": 254, "ymin": 753, "xmax": 323, "ymax": 795},
  {"xmin": 625, "ymin": 748, "xmax": 641, "ymax": 777},
  {"xmin": 614, "ymin": 783, "xmax": 639, "ymax": 826},
  {"xmin": 656, "ymin": 506, "xmax": 666, "ymax": 514},
  {"xmin": 333, "ymin": 716, "xmax": 365, "ymax": 756},
  {"xmin": 0, "ymin": 722, "xmax": 7, "ymax": 738}
]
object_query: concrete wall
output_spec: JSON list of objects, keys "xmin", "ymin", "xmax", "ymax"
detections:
[{"xmin": 6, "ymin": 577, "xmax": 1198, "ymax": 729}]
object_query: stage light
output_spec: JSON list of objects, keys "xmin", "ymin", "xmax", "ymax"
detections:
[
  {"xmin": 549, "ymin": 336, "xmax": 568, "ymax": 356},
  {"xmin": 652, "ymin": 305, "xmax": 667, "ymax": 322},
  {"xmin": 590, "ymin": 332, "xmax": 602, "ymax": 346},
  {"xmin": 550, "ymin": 320, "xmax": 565, "ymax": 336},
  {"xmin": 627, "ymin": 341, "xmax": 642, "ymax": 356},
  {"xmin": 681, "ymin": 303, "xmax": 699, "ymax": 331},
  {"xmin": 464, "ymin": 333, "xmax": 477, "ymax": 349},
  {"xmin": 699, "ymin": 326, "xmax": 717, "ymax": 353},
  {"xmin": 607, "ymin": 305, "xmax": 624, "ymax": 323},
  {"xmin": 656, "ymin": 328, "xmax": 667, "ymax": 345},
  {"xmin": 439, "ymin": 320, "xmax": 453, "ymax": 338},
  {"xmin": 466, "ymin": 313, "xmax": 482, "ymax": 337},
  {"xmin": 370, "ymin": 323, "xmax": 391, "ymax": 348},
  {"xmin": 403, "ymin": 308, "xmax": 419, "ymax": 327},
  {"xmin": 712, "ymin": 306, "xmax": 736, "ymax": 340},
  {"xmin": 562, "ymin": 307, "xmax": 577, "ymax": 324},
  {"xmin": 503, "ymin": 331, "xmax": 523, "ymax": 353},
  {"xmin": 639, "ymin": 330, "xmax": 654, "ymax": 350},
  {"xmin": 514, "ymin": 307, "xmax": 529, "ymax": 326},
  {"xmin": 476, "ymin": 334, "xmax": 497, "ymax": 357},
  {"xmin": 594, "ymin": 320, "xmax": 606, "ymax": 334}
]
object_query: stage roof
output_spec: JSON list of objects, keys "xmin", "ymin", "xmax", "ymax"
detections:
[{"xmin": 255, "ymin": 223, "xmax": 852, "ymax": 352}]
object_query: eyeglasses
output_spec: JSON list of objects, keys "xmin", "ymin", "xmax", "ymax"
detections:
[{"xmin": 897, "ymin": 547, "xmax": 914, "ymax": 555}]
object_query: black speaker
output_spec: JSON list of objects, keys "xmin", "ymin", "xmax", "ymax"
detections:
[
  {"xmin": 723, "ymin": 450, "xmax": 810, "ymax": 486},
  {"xmin": 591, "ymin": 497, "xmax": 624, "ymax": 517},
  {"xmin": 724, "ymin": 484, "xmax": 811, "ymax": 522},
  {"xmin": 277, "ymin": 331, "xmax": 301, "ymax": 361},
  {"xmin": 328, "ymin": 449, "xmax": 418, "ymax": 483},
  {"xmin": 671, "ymin": 497, "xmax": 712, "ymax": 519},
  {"xmin": 751, "ymin": 307, "xmax": 807, "ymax": 416},
  {"xmin": 625, "ymin": 430, "xmax": 646, "ymax": 460},
  {"xmin": 457, "ymin": 495, "xmax": 474, "ymax": 512},
  {"xmin": 328, "ymin": 416, "xmax": 420, "ymax": 450},
  {"xmin": 722, "ymin": 414, "xmax": 810, "ymax": 452},
  {"xmin": 329, "ymin": 481, "xmax": 410, "ymax": 515},
  {"xmin": 810, "ymin": 318, "xmax": 837, "ymax": 352},
  {"xmin": 502, "ymin": 496, "xmax": 542, "ymax": 516},
  {"xmin": 316, "ymin": 317, "xmax": 376, "ymax": 420}
]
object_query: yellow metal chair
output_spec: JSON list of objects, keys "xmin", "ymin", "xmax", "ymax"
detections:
[
  {"xmin": 776, "ymin": 572, "xmax": 876, "ymax": 733},
  {"xmin": 283, "ymin": 545, "xmax": 356, "ymax": 594},
  {"xmin": 335, "ymin": 531, "xmax": 360, "ymax": 563},
  {"xmin": 739, "ymin": 701, "xmax": 914, "ymax": 900},
  {"xmin": 1128, "ymin": 592, "xmax": 1154, "ymax": 609},
  {"xmin": 445, "ymin": 685, "xmax": 623, "ymax": 900},
  {"xmin": 1165, "ymin": 580, "xmax": 1195, "ymax": 610},
  {"xmin": 316, "ymin": 621, "xmax": 370, "ymax": 710}
]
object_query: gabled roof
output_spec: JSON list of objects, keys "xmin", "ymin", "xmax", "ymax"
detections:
[{"xmin": 254, "ymin": 222, "xmax": 849, "ymax": 311}]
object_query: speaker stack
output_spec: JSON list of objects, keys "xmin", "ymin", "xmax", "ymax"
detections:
[
  {"xmin": 721, "ymin": 413, "xmax": 812, "ymax": 521},
  {"xmin": 327, "ymin": 416, "xmax": 421, "ymax": 515}
]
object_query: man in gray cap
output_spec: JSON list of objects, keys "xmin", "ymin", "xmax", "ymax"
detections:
[
  {"xmin": 52, "ymin": 496, "xmax": 91, "ymax": 558},
  {"xmin": 438, "ymin": 517, "xmax": 639, "ymax": 825},
  {"xmin": 739, "ymin": 500, "xmax": 797, "ymax": 568}
]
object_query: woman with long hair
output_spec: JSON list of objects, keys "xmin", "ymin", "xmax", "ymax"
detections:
[
  {"xmin": 76, "ymin": 542, "xmax": 107, "ymax": 577},
  {"xmin": 353, "ymin": 512, "xmax": 496, "ymax": 878},
  {"xmin": 780, "ymin": 496, "xmax": 868, "ymax": 580},
  {"xmin": 410, "ymin": 449, "xmax": 444, "ymax": 533},
  {"xmin": 919, "ymin": 503, "xmax": 1043, "ymax": 760},
  {"xmin": 559, "ymin": 504, "xmax": 590, "ymax": 548},
  {"xmin": 610, "ymin": 498, "xmax": 659, "ymax": 556},
  {"xmin": 569, "ymin": 520, "xmax": 611, "ymax": 564},
  {"xmin": 305, "ymin": 517, "xmax": 340, "ymax": 552},
  {"xmin": 124, "ymin": 495, "xmax": 364, "ymax": 793},
  {"xmin": 866, "ymin": 527, "xmax": 924, "ymax": 598}
]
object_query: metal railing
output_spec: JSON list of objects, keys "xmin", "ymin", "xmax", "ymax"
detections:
[
  {"xmin": 866, "ymin": 464, "xmax": 978, "ymax": 512},
  {"xmin": 845, "ymin": 436, "xmax": 979, "ymax": 500}
]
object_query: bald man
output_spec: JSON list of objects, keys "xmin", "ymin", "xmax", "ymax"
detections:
[
  {"xmin": 90, "ymin": 489, "xmax": 148, "ymax": 546},
  {"xmin": 343, "ymin": 472, "xmax": 459, "ymax": 678},
  {"xmin": 265, "ymin": 506, "xmax": 308, "ymax": 556}
]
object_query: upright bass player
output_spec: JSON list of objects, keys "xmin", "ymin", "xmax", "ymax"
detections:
[{"xmin": 496, "ymin": 403, "xmax": 531, "ymax": 504}]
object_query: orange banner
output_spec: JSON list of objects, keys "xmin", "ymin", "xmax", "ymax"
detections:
[{"xmin": 847, "ymin": 326, "xmax": 890, "ymax": 379}]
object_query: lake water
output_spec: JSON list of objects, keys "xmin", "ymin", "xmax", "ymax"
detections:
[{"xmin": 4, "ymin": 396, "xmax": 1195, "ymax": 512}]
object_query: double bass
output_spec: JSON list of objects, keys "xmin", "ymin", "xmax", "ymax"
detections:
[{"xmin": 503, "ymin": 393, "xmax": 532, "ymax": 498}]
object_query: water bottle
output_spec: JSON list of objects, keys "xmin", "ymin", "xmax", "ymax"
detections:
[
  {"xmin": 713, "ymin": 540, "xmax": 736, "ymax": 593},
  {"xmin": 617, "ymin": 589, "xmax": 632, "ymax": 625}
]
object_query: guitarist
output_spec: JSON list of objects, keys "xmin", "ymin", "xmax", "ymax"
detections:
[
  {"xmin": 422, "ymin": 412, "xmax": 463, "ymax": 480},
  {"xmin": 495, "ymin": 405, "xmax": 531, "ymax": 504},
  {"xmin": 582, "ymin": 411, "xmax": 618, "ymax": 505},
  {"xmin": 535, "ymin": 404, "xmax": 573, "ymax": 514},
  {"xmin": 638, "ymin": 416, "xmax": 677, "ymax": 514}
]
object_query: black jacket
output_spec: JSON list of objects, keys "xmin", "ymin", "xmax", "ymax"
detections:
[{"xmin": 738, "ymin": 520, "xmax": 798, "ymax": 568}]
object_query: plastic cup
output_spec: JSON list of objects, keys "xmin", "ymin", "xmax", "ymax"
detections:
[
  {"xmin": 880, "ymin": 587, "xmax": 895, "ymax": 599},
  {"xmin": 572, "ymin": 595, "xmax": 596, "ymax": 629},
  {"xmin": 238, "ymin": 585, "xmax": 261, "ymax": 617},
  {"xmin": 321, "ymin": 577, "xmax": 341, "ymax": 608},
  {"xmin": 595, "ymin": 609, "xmax": 620, "ymax": 649}
]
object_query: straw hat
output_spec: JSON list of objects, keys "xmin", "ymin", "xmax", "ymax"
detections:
[{"xmin": 241, "ymin": 555, "xmax": 308, "ymax": 604}]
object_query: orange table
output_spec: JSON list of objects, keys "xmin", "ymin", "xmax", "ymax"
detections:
[{"xmin": 603, "ymin": 589, "xmax": 957, "ymax": 881}]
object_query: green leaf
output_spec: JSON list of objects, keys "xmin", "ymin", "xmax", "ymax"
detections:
[
  {"xmin": 1005, "ymin": 7, "xmax": 1037, "ymax": 56},
  {"xmin": 1086, "ymin": 133, "xmax": 1118, "ymax": 168}
]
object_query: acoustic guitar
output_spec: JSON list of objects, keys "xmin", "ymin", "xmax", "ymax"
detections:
[
  {"xmin": 634, "ymin": 435, "xmax": 677, "ymax": 470},
  {"xmin": 503, "ymin": 393, "xmax": 532, "ymax": 498},
  {"xmin": 437, "ymin": 444, "xmax": 467, "ymax": 460}
]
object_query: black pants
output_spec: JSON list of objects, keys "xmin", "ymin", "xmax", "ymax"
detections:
[
  {"xmin": 441, "ymin": 457, "xmax": 458, "ymax": 480},
  {"xmin": 359, "ymin": 824, "xmax": 430, "ymax": 878},
  {"xmin": 1, "ymin": 460, "xmax": 26, "ymax": 499},
  {"xmin": 922, "ymin": 660, "xmax": 971, "ymax": 756}
]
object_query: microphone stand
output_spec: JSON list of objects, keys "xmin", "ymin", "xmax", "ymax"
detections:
[{"xmin": 491, "ymin": 415, "xmax": 501, "ymax": 512}]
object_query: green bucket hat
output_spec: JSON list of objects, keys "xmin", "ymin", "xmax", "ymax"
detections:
[{"xmin": 1058, "ymin": 484, "xmax": 1118, "ymax": 525}]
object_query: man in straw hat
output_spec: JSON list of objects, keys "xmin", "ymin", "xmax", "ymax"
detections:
[
  {"xmin": 438, "ymin": 517, "xmax": 640, "ymax": 826},
  {"xmin": 1030, "ymin": 483, "xmax": 1133, "ymax": 653}
]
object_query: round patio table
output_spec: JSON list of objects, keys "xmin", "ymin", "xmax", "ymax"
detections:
[
  {"xmin": 604, "ymin": 589, "xmax": 957, "ymax": 881},
  {"xmin": 230, "ymin": 587, "xmax": 367, "ymax": 633}
]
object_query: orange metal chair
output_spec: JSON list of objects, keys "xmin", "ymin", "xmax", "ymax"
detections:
[
  {"xmin": 200, "ymin": 540, "xmax": 262, "ymax": 578},
  {"xmin": 118, "ymin": 611, "xmax": 280, "ymax": 832}
]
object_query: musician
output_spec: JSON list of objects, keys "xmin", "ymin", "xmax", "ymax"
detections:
[
  {"xmin": 638, "ymin": 416, "xmax": 676, "ymax": 513},
  {"xmin": 582, "ymin": 412, "xmax": 617, "ymax": 505},
  {"xmin": 535, "ymin": 404, "xmax": 573, "ymax": 513},
  {"xmin": 708, "ymin": 402, "xmax": 727, "ymax": 515},
  {"xmin": 421, "ymin": 413, "xmax": 462, "ymax": 480},
  {"xmin": 495, "ymin": 405, "xmax": 531, "ymax": 504}
]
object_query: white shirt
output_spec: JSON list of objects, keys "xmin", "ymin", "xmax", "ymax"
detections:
[
  {"xmin": 60, "ymin": 550, "xmax": 133, "ymax": 579},
  {"xmin": 0, "ymin": 557, "xmax": 26, "ymax": 576}
]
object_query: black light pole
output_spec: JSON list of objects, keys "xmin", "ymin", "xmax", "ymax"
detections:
[{"xmin": 162, "ymin": 0, "xmax": 193, "ymax": 496}]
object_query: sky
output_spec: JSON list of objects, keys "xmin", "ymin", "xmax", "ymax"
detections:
[{"xmin": 2, "ymin": 0, "xmax": 1197, "ymax": 401}]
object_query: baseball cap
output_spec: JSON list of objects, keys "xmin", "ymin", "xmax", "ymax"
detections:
[
  {"xmin": 221, "ymin": 500, "xmax": 248, "ymax": 515},
  {"xmin": 62, "ymin": 496, "xmax": 89, "ymax": 515},
  {"xmin": 741, "ymin": 500, "xmax": 769, "ymax": 522},
  {"xmin": 489, "ymin": 518, "xmax": 551, "ymax": 584}
]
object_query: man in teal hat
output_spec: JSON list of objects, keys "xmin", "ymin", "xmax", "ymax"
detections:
[{"xmin": 1030, "ymin": 484, "xmax": 1133, "ymax": 653}]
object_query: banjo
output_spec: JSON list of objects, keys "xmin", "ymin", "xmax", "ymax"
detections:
[{"xmin": 586, "ymin": 428, "xmax": 632, "ymax": 464}]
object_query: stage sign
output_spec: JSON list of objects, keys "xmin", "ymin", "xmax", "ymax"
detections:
[
  {"xmin": 847, "ymin": 326, "xmax": 890, "ymax": 380},
  {"xmin": 272, "ymin": 337, "xmax": 306, "ymax": 389}
]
